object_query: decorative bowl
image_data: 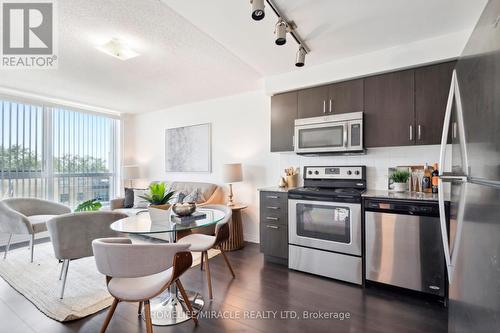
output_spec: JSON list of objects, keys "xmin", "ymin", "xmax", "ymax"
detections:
[{"xmin": 172, "ymin": 202, "xmax": 196, "ymax": 216}]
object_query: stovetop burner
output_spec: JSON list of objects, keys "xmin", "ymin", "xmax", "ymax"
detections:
[
  {"xmin": 288, "ymin": 166, "xmax": 367, "ymax": 202},
  {"xmin": 290, "ymin": 186, "xmax": 365, "ymax": 198}
]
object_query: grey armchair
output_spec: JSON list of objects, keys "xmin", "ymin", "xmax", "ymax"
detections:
[
  {"xmin": 0, "ymin": 198, "xmax": 71, "ymax": 262},
  {"xmin": 46, "ymin": 211, "xmax": 128, "ymax": 299}
]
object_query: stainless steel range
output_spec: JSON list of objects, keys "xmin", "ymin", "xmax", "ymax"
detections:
[{"xmin": 288, "ymin": 166, "xmax": 366, "ymax": 285}]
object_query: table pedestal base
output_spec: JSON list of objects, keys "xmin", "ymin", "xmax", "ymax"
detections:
[{"xmin": 143, "ymin": 289, "xmax": 204, "ymax": 326}]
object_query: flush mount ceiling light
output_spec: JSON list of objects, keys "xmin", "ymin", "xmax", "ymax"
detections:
[
  {"xmin": 249, "ymin": 0, "xmax": 310, "ymax": 67},
  {"xmin": 250, "ymin": 0, "xmax": 265, "ymax": 21},
  {"xmin": 96, "ymin": 38, "xmax": 139, "ymax": 61},
  {"xmin": 295, "ymin": 46, "xmax": 306, "ymax": 67}
]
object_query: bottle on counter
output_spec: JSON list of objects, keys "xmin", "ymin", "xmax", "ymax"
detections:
[
  {"xmin": 432, "ymin": 163, "xmax": 439, "ymax": 194},
  {"xmin": 422, "ymin": 163, "xmax": 432, "ymax": 193}
]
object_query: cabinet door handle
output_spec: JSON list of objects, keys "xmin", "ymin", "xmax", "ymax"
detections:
[
  {"xmin": 323, "ymin": 100, "xmax": 326, "ymax": 113},
  {"xmin": 266, "ymin": 217, "xmax": 279, "ymax": 221},
  {"xmin": 329, "ymin": 99, "xmax": 332, "ymax": 113},
  {"xmin": 266, "ymin": 225, "xmax": 279, "ymax": 229},
  {"xmin": 267, "ymin": 206, "xmax": 280, "ymax": 210},
  {"xmin": 409, "ymin": 125, "xmax": 413, "ymax": 141},
  {"xmin": 266, "ymin": 195, "xmax": 278, "ymax": 199},
  {"xmin": 452, "ymin": 122, "xmax": 457, "ymax": 139},
  {"xmin": 418, "ymin": 125, "xmax": 422, "ymax": 141}
]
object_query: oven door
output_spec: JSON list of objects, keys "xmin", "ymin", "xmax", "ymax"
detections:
[
  {"xmin": 289, "ymin": 199, "xmax": 361, "ymax": 256},
  {"xmin": 294, "ymin": 121, "xmax": 348, "ymax": 153}
]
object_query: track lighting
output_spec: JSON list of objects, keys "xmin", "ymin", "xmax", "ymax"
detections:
[
  {"xmin": 251, "ymin": 0, "xmax": 265, "ymax": 21},
  {"xmin": 295, "ymin": 46, "xmax": 306, "ymax": 67},
  {"xmin": 274, "ymin": 19, "xmax": 288, "ymax": 45}
]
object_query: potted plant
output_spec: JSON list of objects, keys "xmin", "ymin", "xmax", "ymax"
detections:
[
  {"xmin": 390, "ymin": 170, "xmax": 411, "ymax": 192},
  {"xmin": 75, "ymin": 198, "xmax": 102, "ymax": 212},
  {"xmin": 139, "ymin": 182, "xmax": 175, "ymax": 210}
]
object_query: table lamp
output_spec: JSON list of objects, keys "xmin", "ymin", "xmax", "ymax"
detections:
[
  {"xmin": 122, "ymin": 165, "xmax": 140, "ymax": 188},
  {"xmin": 222, "ymin": 163, "xmax": 243, "ymax": 206}
]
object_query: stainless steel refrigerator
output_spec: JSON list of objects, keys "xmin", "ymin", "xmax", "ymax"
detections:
[{"xmin": 438, "ymin": 0, "xmax": 500, "ymax": 332}]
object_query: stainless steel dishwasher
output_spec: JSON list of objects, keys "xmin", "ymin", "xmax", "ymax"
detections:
[{"xmin": 364, "ymin": 199, "xmax": 449, "ymax": 297}]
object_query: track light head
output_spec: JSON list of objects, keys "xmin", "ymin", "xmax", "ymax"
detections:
[
  {"xmin": 295, "ymin": 46, "xmax": 306, "ymax": 67},
  {"xmin": 251, "ymin": 0, "xmax": 265, "ymax": 21},
  {"xmin": 275, "ymin": 19, "xmax": 288, "ymax": 46}
]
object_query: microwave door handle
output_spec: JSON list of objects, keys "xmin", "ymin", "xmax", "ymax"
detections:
[{"xmin": 343, "ymin": 124, "xmax": 348, "ymax": 147}]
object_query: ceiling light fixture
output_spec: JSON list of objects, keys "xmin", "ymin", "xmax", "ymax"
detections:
[
  {"xmin": 250, "ymin": 0, "xmax": 265, "ymax": 21},
  {"xmin": 251, "ymin": 0, "xmax": 310, "ymax": 67},
  {"xmin": 295, "ymin": 46, "xmax": 306, "ymax": 67},
  {"xmin": 96, "ymin": 38, "xmax": 139, "ymax": 61},
  {"xmin": 274, "ymin": 18, "xmax": 288, "ymax": 45}
]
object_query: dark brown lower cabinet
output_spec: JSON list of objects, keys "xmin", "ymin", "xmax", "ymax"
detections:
[{"xmin": 259, "ymin": 191, "xmax": 288, "ymax": 265}]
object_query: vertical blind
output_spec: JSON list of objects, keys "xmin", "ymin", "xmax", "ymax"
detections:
[{"xmin": 0, "ymin": 98, "xmax": 119, "ymax": 207}]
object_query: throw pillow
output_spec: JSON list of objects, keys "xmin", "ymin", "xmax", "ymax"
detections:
[
  {"xmin": 171, "ymin": 191, "xmax": 186, "ymax": 204},
  {"xmin": 183, "ymin": 189, "xmax": 200, "ymax": 203},
  {"xmin": 124, "ymin": 188, "xmax": 134, "ymax": 208},
  {"xmin": 133, "ymin": 189, "xmax": 149, "ymax": 208}
]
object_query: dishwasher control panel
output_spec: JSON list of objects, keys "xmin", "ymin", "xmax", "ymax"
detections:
[{"xmin": 364, "ymin": 200, "xmax": 440, "ymax": 216}]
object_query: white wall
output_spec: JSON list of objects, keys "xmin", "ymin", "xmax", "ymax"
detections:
[
  {"xmin": 264, "ymin": 30, "xmax": 469, "ymax": 94},
  {"xmin": 126, "ymin": 92, "xmax": 451, "ymax": 243},
  {"xmin": 127, "ymin": 91, "xmax": 280, "ymax": 243},
  {"xmin": 279, "ymin": 145, "xmax": 451, "ymax": 190},
  {"xmin": 126, "ymin": 31, "xmax": 463, "ymax": 244}
]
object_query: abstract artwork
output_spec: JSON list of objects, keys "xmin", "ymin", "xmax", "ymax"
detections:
[{"xmin": 165, "ymin": 123, "xmax": 212, "ymax": 172}]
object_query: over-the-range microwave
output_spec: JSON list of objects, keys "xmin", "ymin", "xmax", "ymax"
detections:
[{"xmin": 294, "ymin": 111, "xmax": 363, "ymax": 155}]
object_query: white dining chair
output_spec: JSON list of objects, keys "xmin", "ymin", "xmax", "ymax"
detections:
[
  {"xmin": 177, "ymin": 204, "xmax": 235, "ymax": 299},
  {"xmin": 92, "ymin": 237, "xmax": 198, "ymax": 333}
]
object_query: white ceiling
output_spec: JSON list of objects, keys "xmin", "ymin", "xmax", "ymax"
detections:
[
  {"xmin": 0, "ymin": 0, "xmax": 487, "ymax": 114},
  {"xmin": 0, "ymin": 0, "xmax": 261, "ymax": 114},
  {"xmin": 165, "ymin": 0, "xmax": 486, "ymax": 75}
]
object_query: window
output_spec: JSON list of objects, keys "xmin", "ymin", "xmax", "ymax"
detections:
[{"xmin": 0, "ymin": 97, "xmax": 119, "ymax": 207}]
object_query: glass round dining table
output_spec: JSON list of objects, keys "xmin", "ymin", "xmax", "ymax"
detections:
[{"xmin": 110, "ymin": 208, "xmax": 226, "ymax": 326}]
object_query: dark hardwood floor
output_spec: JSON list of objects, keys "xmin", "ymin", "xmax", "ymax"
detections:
[{"xmin": 0, "ymin": 242, "xmax": 448, "ymax": 333}]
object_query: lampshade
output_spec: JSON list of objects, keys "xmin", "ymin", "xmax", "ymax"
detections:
[
  {"xmin": 122, "ymin": 165, "xmax": 140, "ymax": 180},
  {"xmin": 222, "ymin": 163, "xmax": 243, "ymax": 183}
]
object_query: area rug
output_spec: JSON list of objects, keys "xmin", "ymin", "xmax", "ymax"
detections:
[{"xmin": 0, "ymin": 242, "xmax": 219, "ymax": 322}]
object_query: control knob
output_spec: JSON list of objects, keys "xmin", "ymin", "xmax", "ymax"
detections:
[
  {"xmin": 354, "ymin": 170, "xmax": 360, "ymax": 175},
  {"xmin": 347, "ymin": 170, "xmax": 352, "ymax": 175}
]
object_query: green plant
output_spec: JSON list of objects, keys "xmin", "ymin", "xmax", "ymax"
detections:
[
  {"xmin": 391, "ymin": 170, "xmax": 411, "ymax": 183},
  {"xmin": 75, "ymin": 199, "xmax": 102, "ymax": 212},
  {"xmin": 139, "ymin": 182, "xmax": 175, "ymax": 205}
]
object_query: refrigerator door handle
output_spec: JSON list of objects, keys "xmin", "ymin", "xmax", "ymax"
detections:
[
  {"xmin": 438, "ymin": 178, "xmax": 467, "ymax": 283},
  {"xmin": 439, "ymin": 70, "xmax": 470, "ymax": 178},
  {"xmin": 438, "ymin": 179, "xmax": 452, "ymax": 281}
]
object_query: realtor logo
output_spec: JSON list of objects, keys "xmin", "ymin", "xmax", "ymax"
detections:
[{"xmin": 1, "ymin": 0, "xmax": 58, "ymax": 68}]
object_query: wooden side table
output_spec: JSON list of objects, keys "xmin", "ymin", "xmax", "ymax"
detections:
[{"xmin": 220, "ymin": 203, "xmax": 247, "ymax": 251}]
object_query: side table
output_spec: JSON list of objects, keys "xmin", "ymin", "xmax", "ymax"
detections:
[{"xmin": 220, "ymin": 203, "xmax": 247, "ymax": 251}]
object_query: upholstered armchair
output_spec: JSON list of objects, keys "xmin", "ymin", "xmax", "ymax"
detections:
[
  {"xmin": 46, "ymin": 211, "xmax": 128, "ymax": 299},
  {"xmin": 92, "ymin": 238, "xmax": 198, "ymax": 332},
  {"xmin": 0, "ymin": 198, "xmax": 71, "ymax": 262}
]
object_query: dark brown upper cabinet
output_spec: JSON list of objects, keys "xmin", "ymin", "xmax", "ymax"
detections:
[
  {"xmin": 328, "ymin": 79, "xmax": 364, "ymax": 115},
  {"xmin": 297, "ymin": 79, "xmax": 364, "ymax": 118},
  {"xmin": 364, "ymin": 70, "xmax": 415, "ymax": 148},
  {"xmin": 415, "ymin": 61, "xmax": 456, "ymax": 145},
  {"xmin": 297, "ymin": 86, "xmax": 329, "ymax": 118},
  {"xmin": 271, "ymin": 91, "xmax": 298, "ymax": 152}
]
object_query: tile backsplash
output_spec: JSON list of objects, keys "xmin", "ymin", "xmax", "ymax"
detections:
[{"xmin": 279, "ymin": 144, "xmax": 451, "ymax": 190}]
